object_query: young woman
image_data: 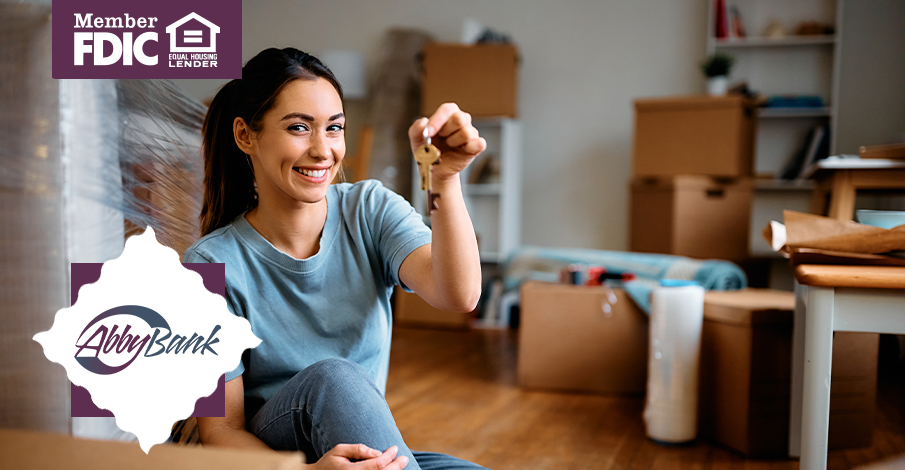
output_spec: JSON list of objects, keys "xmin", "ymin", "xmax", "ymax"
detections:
[{"xmin": 183, "ymin": 48, "xmax": 486, "ymax": 470}]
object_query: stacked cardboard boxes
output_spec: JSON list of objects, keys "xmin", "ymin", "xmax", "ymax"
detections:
[{"xmin": 630, "ymin": 95, "xmax": 758, "ymax": 261}]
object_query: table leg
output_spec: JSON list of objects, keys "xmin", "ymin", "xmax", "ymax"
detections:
[
  {"xmin": 801, "ymin": 286, "xmax": 835, "ymax": 470},
  {"xmin": 827, "ymin": 170, "xmax": 856, "ymax": 220},
  {"xmin": 809, "ymin": 178, "xmax": 831, "ymax": 215},
  {"xmin": 789, "ymin": 281, "xmax": 807, "ymax": 458}
]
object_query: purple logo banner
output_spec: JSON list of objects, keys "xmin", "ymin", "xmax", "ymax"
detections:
[
  {"xmin": 52, "ymin": 0, "xmax": 241, "ymax": 79},
  {"xmin": 70, "ymin": 263, "xmax": 227, "ymax": 418}
]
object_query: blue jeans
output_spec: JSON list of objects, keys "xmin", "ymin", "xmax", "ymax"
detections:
[{"xmin": 247, "ymin": 358, "xmax": 488, "ymax": 470}]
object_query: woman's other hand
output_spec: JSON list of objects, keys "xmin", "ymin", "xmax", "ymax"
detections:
[
  {"xmin": 310, "ymin": 444, "xmax": 408, "ymax": 470},
  {"xmin": 408, "ymin": 103, "xmax": 487, "ymax": 182}
]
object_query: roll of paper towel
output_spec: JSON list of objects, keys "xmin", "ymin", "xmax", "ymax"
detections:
[{"xmin": 643, "ymin": 280, "xmax": 705, "ymax": 444}]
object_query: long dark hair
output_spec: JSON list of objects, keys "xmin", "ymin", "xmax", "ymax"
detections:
[{"xmin": 199, "ymin": 47, "xmax": 343, "ymax": 236}]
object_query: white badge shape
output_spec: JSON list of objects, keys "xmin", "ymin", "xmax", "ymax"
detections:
[{"xmin": 33, "ymin": 228, "xmax": 261, "ymax": 453}]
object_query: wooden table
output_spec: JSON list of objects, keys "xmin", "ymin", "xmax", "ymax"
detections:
[
  {"xmin": 789, "ymin": 265, "xmax": 905, "ymax": 469},
  {"xmin": 805, "ymin": 157, "xmax": 905, "ymax": 220}
]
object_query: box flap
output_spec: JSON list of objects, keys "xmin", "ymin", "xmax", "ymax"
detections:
[{"xmin": 634, "ymin": 95, "xmax": 755, "ymax": 111}]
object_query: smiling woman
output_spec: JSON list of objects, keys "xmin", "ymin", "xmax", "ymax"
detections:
[
  {"xmin": 183, "ymin": 48, "xmax": 486, "ymax": 470},
  {"xmin": 239, "ymin": 79, "xmax": 346, "ymax": 216}
]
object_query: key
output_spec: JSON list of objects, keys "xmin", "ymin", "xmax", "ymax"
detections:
[{"xmin": 414, "ymin": 127, "xmax": 442, "ymax": 213}]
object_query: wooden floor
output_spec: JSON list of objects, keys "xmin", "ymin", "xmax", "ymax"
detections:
[{"xmin": 384, "ymin": 327, "xmax": 905, "ymax": 470}]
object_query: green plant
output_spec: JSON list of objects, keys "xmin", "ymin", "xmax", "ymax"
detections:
[{"xmin": 701, "ymin": 53, "xmax": 735, "ymax": 77}]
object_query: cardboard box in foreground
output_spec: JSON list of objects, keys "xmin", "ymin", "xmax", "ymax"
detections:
[
  {"xmin": 700, "ymin": 289, "xmax": 878, "ymax": 455},
  {"xmin": 518, "ymin": 282, "xmax": 648, "ymax": 394},
  {"xmin": 0, "ymin": 428, "xmax": 302, "ymax": 469}
]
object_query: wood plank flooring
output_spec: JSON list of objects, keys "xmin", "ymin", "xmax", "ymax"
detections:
[{"xmin": 384, "ymin": 327, "xmax": 905, "ymax": 470}]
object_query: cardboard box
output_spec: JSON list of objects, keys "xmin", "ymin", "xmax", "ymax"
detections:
[
  {"xmin": 0, "ymin": 428, "xmax": 302, "ymax": 469},
  {"xmin": 518, "ymin": 282, "xmax": 648, "ymax": 394},
  {"xmin": 633, "ymin": 95, "xmax": 757, "ymax": 178},
  {"xmin": 421, "ymin": 43, "xmax": 519, "ymax": 118},
  {"xmin": 700, "ymin": 289, "xmax": 878, "ymax": 456},
  {"xmin": 629, "ymin": 176, "xmax": 752, "ymax": 261},
  {"xmin": 393, "ymin": 286, "xmax": 471, "ymax": 329}
]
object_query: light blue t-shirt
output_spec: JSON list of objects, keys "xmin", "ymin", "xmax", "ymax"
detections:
[{"xmin": 182, "ymin": 180, "xmax": 432, "ymax": 418}]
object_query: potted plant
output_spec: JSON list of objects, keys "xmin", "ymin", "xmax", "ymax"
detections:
[{"xmin": 701, "ymin": 53, "xmax": 735, "ymax": 96}]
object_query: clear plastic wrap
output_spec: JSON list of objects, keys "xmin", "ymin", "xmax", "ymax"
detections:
[
  {"xmin": 1, "ymin": 2, "xmax": 207, "ymax": 439},
  {"xmin": 1, "ymin": 2, "xmax": 69, "ymax": 436}
]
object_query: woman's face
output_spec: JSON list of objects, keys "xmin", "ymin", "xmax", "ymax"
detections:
[{"xmin": 247, "ymin": 77, "xmax": 345, "ymax": 206}]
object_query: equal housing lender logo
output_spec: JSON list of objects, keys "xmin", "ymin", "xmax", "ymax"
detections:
[{"xmin": 52, "ymin": 0, "xmax": 241, "ymax": 79}]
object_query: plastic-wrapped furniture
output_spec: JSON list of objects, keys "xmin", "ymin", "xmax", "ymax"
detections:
[{"xmin": 1, "ymin": 2, "xmax": 206, "ymax": 441}]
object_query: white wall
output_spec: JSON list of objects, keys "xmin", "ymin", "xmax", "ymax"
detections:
[
  {"xmin": 835, "ymin": 0, "xmax": 905, "ymax": 154},
  {"xmin": 174, "ymin": 0, "xmax": 710, "ymax": 250}
]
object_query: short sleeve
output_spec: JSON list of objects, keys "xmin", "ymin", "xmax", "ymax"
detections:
[
  {"xmin": 182, "ymin": 246, "xmax": 210, "ymax": 264},
  {"xmin": 225, "ymin": 360, "xmax": 245, "ymax": 381},
  {"xmin": 221, "ymin": 290, "xmax": 246, "ymax": 380},
  {"xmin": 364, "ymin": 181, "xmax": 432, "ymax": 291},
  {"xmin": 182, "ymin": 246, "xmax": 246, "ymax": 381}
]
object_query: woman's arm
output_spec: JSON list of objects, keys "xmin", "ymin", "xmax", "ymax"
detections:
[{"xmin": 399, "ymin": 103, "xmax": 486, "ymax": 312}]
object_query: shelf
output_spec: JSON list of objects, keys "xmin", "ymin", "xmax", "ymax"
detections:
[
  {"xmin": 713, "ymin": 35, "xmax": 836, "ymax": 48},
  {"xmin": 758, "ymin": 107, "xmax": 832, "ymax": 119},
  {"xmin": 464, "ymin": 184, "xmax": 501, "ymax": 196}
]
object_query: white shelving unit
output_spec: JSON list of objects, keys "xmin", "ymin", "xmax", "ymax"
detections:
[
  {"xmin": 707, "ymin": 0, "xmax": 842, "ymax": 176},
  {"xmin": 707, "ymin": 0, "xmax": 842, "ymax": 263},
  {"xmin": 411, "ymin": 118, "xmax": 522, "ymax": 264},
  {"xmin": 713, "ymin": 35, "xmax": 837, "ymax": 48}
]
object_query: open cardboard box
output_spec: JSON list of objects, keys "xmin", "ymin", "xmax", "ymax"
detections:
[{"xmin": 518, "ymin": 281, "xmax": 648, "ymax": 394}]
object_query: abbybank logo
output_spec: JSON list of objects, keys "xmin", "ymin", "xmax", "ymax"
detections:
[
  {"xmin": 74, "ymin": 305, "xmax": 221, "ymax": 375},
  {"xmin": 53, "ymin": 0, "xmax": 240, "ymax": 79},
  {"xmin": 33, "ymin": 229, "xmax": 260, "ymax": 453}
]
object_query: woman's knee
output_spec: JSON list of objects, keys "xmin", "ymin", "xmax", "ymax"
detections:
[
  {"xmin": 292, "ymin": 358, "xmax": 377, "ymax": 397},
  {"xmin": 304, "ymin": 358, "xmax": 368, "ymax": 381}
]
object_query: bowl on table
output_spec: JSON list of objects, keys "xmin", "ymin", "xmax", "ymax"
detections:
[{"xmin": 856, "ymin": 210, "xmax": 905, "ymax": 230}]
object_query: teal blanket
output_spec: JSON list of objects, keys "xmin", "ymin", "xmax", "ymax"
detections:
[{"xmin": 503, "ymin": 247, "xmax": 747, "ymax": 313}]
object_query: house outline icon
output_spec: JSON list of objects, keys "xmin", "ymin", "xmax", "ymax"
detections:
[{"xmin": 165, "ymin": 12, "xmax": 220, "ymax": 53}]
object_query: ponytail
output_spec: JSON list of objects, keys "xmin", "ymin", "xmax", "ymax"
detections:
[{"xmin": 199, "ymin": 80, "xmax": 257, "ymax": 236}]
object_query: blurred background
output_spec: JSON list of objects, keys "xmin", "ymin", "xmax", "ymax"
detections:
[{"xmin": 2, "ymin": 0, "xmax": 905, "ymax": 468}]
